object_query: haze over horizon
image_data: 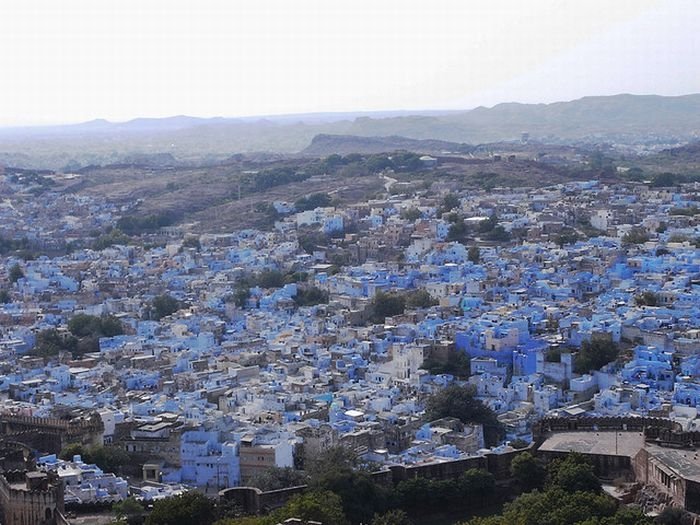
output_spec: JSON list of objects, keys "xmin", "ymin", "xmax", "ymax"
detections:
[{"xmin": 1, "ymin": 0, "xmax": 699, "ymax": 127}]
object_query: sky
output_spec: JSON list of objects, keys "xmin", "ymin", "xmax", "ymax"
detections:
[{"xmin": 0, "ymin": 0, "xmax": 698, "ymax": 126}]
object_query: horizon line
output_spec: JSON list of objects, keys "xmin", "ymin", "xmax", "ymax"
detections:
[{"xmin": 0, "ymin": 91, "xmax": 698, "ymax": 130}]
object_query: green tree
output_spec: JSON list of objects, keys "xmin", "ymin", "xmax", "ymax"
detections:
[
  {"xmin": 32, "ymin": 329, "xmax": 78, "ymax": 359},
  {"xmin": 395, "ymin": 469, "xmax": 494, "ymax": 514},
  {"xmin": 284, "ymin": 271, "xmax": 309, "ymax": 284},
  {"xmin": 371, "ymin": 509, "xmax": 413, "ymax": 525},
  {"xmin": 255, "ymin": 270, "xmax": 285, "ymax": 289},
  {"xmin": 214, "ymin": 515, "xmax": 265, "ymax": 525},
  {"xmin": 509, "ymin": 438, "xmax": 529, "ymax": 449},
  {"xmin": 478, "ymin": 215, "xmax": 497, "ymax": 233},
  {"xmin": 485, "ymin": 225, "xmax": 511, "ymax": 243},
  {"xmin": 545, "ymin": 346, "xmax": 562, "ymax": 362},
  {"xmin": 93, "ymin": 228, "xmax": 131, "ymax": 250},
  {"xmin": 113, "ymin": 497, "xmax": 146, "ymax": 525},
  {"xmin": 370, "ymin": 291, "xmax": 406, "ymax": 323},
  {"xmin": 247, "ymin": 466, "xmax": 307, "ymax": 492},
  {"xmin": 421, "ymin": 349, "xmax": 471, "ymax": 378},
  {"xmin": 468, "ymin": 246, "xmax": 480, "ymax": 264},
  {"xmin": 391, "ymin": 152, "xmax": 423, "ymax": 172},
  {"xmin": 66, "ymin": 314, "xmax": 123, "ymax": 354},
  {"xmin": 366, "ymin": 155, "xmax": 393, "ymax": 173},
  {"xmin": 182, "ymin": 236, "xmax": 202, "ymax": 250},
  {"xmin": 669, "ymin": 206, "xmax": 699, "ymax": 217},
  {"xmin": 271, "ymin": 490, "xmax": 349, "ymax": 525},
  {"xmin": 655, "ymin": 506, "xmax": 687, "ymax": 525},
  {"xmin": 68, "ymin": 314, "xmax": 103, "ymax": 337},
  {"xmin": 60, "ymin": 444, "xmax": 131, "ymax": 473},
  {"xmin": 623, "ymin": 166, "xmax": 644, "ymax": 180},
  {"xmin": 634, "ymin": 291, "xmax": 659, "ymax": 307},
  {"xmin": 145, "ymin": 492, "xmax": 215, "ymax": 525},
  {"xmin": 0, "ymin": 236, "xmax": 30, "ymax": 256},
  {"xmin": 313, "ymin": 469, "xmax": 388, "ymax": 524},
  {"xmin": 555, "ymin": 228, "xmax": 580, "ymax": 247},
  {"xmin": 298, "ymin": 230, "xmax": 329, "ymax": 254},
  {"xmin": 459, "ymin": 456, "xmax": 651, "ymax": 525},
  {"xmin": 307, "ymin": 447, "xmax": 388, "ymax": 525},
  {"xmin": 509, "ymin": 452, "xmax": 545, "ymax": 492},
  {"xmin": 88, "ymin": 445, "xmax": 132, "ymax": 473},
  {"xmin": 400, "ymin": 208, "xmax": 422, "ymax": 222},
  {"xmin": 100, "ymin": 315, "xmax": 125, "ymax": 337},
  {"xmin": 447, "ymin": 220, "xmax": 468, "ymax": 242},
  {"xmin": 493, "ymin": 488, "xmax": 615, "ymax": 525},
  {"xmin": 574, "ymin": 339, "xmax": 619, "ymax": 374},
  {"xmin": 232, "ymin": 288, "xmax": 251, "ymax": 308},
  {"xmin": 651, "ymin": 172, "xmax": 680, "ymax": 188},
  {"xmin": 440, "ymin": 193, "xmax": 460, "ymax": 214},
  {"xmin": 294, "ymin": 286, "xmax": 329, "ymax": 307},
  {"xmin": 150, "ymin": 294, "xmax": 180, "ymax": 320},
  {"xmin": 0, "ymin": 289, "xmax": 10, "ymax": 304},
  {"xmin": 405, "ymin": 289, "xmax": 437, "ymax": 309},
  {"xmin": 546, "ymin": 453, "xmax": 601, "ymax": 494},
  {"xmin": 622, "ymin": 228, "xmax": 650, "ymax": 245},
  {"xmin": 117, "ymin": 212, "xmax": 178, "ymax": 235},
  {"xmin": 324, "ymin": 154, "xmax": 344, "ymax": 170},
  {"xmin": 605, "ymin": 505, "xmax": 654, "ymax": 525},
  {"xmin": 60, "ymin": 443, "xmax": 86, "ymax": 461},
  {"xmin": 214, "ymin": 491, "xmax": 349, "ymax": 525},
  {"xmin": 459, "ymin": 469, "xmax": 496, "ymax": 498},
  {"xmin": 424, "ymin": 384, "xmax": 504, "ymax": 446},
  {"xmin": 295, "ymin": 193, "xmax": 333, "ymax": 212},
  {"xmin": 9, "ymin": 263, "xmax": 24, "ymax": 283}
]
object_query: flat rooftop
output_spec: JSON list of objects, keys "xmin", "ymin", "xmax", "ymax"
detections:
[
  {"xmin": 538, "ymin": 431, "xmax": 645, "ymax": 458},
  {"xmin": 645, "ymin": 443, "xmax": 700, "ymax": 483}
]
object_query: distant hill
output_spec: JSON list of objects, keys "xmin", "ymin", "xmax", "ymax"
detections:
[
  {"xmin": 301, "ymin": 134, "xmax": 474, "ymax": 156},
  {"xmin": 449, "ymin": 94, "xmax": 700, "ymax": 141},
  {"xmin": 1, "ymin": 93, "xmax": 699, "ymax": 169}
]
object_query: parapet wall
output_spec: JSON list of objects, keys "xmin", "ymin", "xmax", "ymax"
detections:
[
  {"xmin": 644, "ymin": 426, "xmax": 700, "ymax": 447},
  {"xmin": 0, "ymin": 414, "xmax": 104, "ymax": 453},
  {"xmin": 220, "ymin": 485, "xmax": 308, "ymax": 514},
  {"xmin": 223, "ymin": 417, "xmax": 698, "ymax": 519},
  {"xmin": 0, "ymin": 414, "xmax": 104, "ymax": 435},
  {"xmin": 1, "ymin": 430, "xmax": 67, "ymax": 455},
  {"xmin": 532, "ymin": 416, "xmax": 680, "ymax": 444},
  {"xmin": 0, "ymin": 470, "xmax": 64, "ymax": 525},
  {"xmin": 220, "ymin": 446, "xmax": 532, "ymax": 515}
]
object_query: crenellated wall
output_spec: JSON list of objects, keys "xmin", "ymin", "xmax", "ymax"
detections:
[
  {"xmin": 644, "ymin": 426, "xmax": 700, "ymax": 447},
  {"xmin": 0, "ymin": 413, "xmax": 104, "ymax": 454},
  {"xmin": 0, "ymin": 414, "xmax": 103, "ymax": 436},
  {"xmin": 532, "ymin": 416, "xmax": 680, "ymax": 444},
  {"xmin": 0, "ymin": 470, "xmax": 64, "ymax": 525}
]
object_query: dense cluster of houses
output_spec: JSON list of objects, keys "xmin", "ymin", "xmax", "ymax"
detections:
[{"xmin": 1, "ymin": 174, "xmax": 700, "ymax": 505}]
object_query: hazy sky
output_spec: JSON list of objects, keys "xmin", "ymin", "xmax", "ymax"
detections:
[{"xmin": 1, "ymin": 0, "xmax": 698, "ymax": 125}]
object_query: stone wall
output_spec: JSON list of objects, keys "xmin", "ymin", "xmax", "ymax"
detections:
[
  {"xmin": 0, "ymin": 413, "xmax": 104, "ymax": 454},
  {"xmin": 0, "ymin": 470, "xmax": 64, "ymax": 525},
  {"xmin": 532, "ymin": 416, "xmax": 680, "ymax": 444},
  {"xmin": 220, "ymin": 446, "xmax": 533, "ymax": 515},
  {"xmin": 537, "ymin": 448, "xmax": 632, "ymax": 480},
  {"xmin": 644, "ymin": 426, "xmax": 700, "ymax": 447},
  {"xmin": 219, "ymin": 485, "xmax": 308, "ymax": 514}
]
